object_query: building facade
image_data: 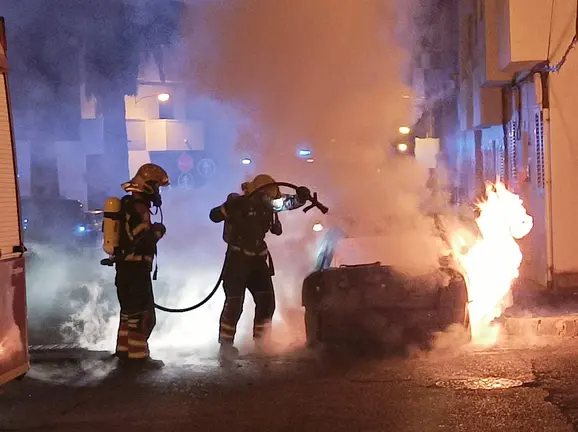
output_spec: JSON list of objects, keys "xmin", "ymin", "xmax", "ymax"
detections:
[
  {"xmin": 405, "ymin": 0, "xmax": 461, "ymax": 197},
  {"xmin": 455, "ymin": 0, "xmax": 578, "ymax": 292},
  {"xmin": 16, "ymin": 44, "xmax": 208, "ymax": 209}
]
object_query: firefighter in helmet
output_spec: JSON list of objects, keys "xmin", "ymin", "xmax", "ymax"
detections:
[
  {"xmin": 209, "ymin": 174, "xmax": 311, "ymax": 362},
  {"xmin": 113, "ymin": 163, "xmax": 169, "ymax": 369}
]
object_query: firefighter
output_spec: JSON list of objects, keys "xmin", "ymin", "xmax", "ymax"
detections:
[
  {"xmin": 113, "ymin": 163, "xmax": 169, "ymax": 369},
  {"xmin": 209, "ymin": 174, "xmax": 311, "ymax": 362}
]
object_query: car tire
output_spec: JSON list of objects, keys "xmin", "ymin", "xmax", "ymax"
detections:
[
  {"xmin": 438, "ymin": 275, "xmax": 470, "ymax": 336},
  {"xmin": 305, "ymin": 309, "xmax": 320, "ymax": 348}
]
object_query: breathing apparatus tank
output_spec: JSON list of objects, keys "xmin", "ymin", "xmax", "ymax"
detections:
[{"xmin": 102, "ymin": 197, "xmax": 122, "ymax": 256}]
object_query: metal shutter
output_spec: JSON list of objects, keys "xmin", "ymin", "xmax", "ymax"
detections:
[
  {"xmin": 496, "ymin": 140, "xmax": 506, "ymax": 182},
  {"xmin": 482, "ymin": 140, "xmax": 496, "ymax": 183},
  {"xmin": 508, "ymin": 120, "xmax": 518, "ymax": 188},
  {"xmin": 0, "ymin": 73, "xmax": 20, "ymax": 259},
  {"xmin": 535, "ymin": 111, "xmax": 545, "ymax": 189}
]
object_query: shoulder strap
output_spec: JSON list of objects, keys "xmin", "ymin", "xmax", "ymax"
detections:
[{"xmin": 118, "ymin": 195, "xmax": 134, "ymax": 251}]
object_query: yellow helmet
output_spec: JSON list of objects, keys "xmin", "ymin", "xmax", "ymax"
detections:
[
  {"xmin": 122, "ymin": 163, "xmax": 170, "ymax": 194},
  {"xmin": 245, "ymin": 174, "xmax": 280, "ymax": 199}
]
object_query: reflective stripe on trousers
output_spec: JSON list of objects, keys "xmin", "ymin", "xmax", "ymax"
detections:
[
  {"xmin": 127, "ymin": 312, "xmax": 151, "ymax": 359},
  {"xmin": 219, "ymin": 322, "xmax": 237, "ymax": 344},
  {"xmin": 116, "ymin": 313, "xmax": 129, "ymax": 353},
  {"xmin": 253, "ymin": 319, "xmax": 272, "ymax": 340}
]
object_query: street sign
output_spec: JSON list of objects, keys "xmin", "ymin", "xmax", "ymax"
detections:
[
  {"xmin": 177, "ymin": 173, "xmax": 194, "ymax": 190},
  {"xmin": 177, "ymin": 153, "xmax": 194, "ymax": 173},
  {"xmin": 197, "ymin": 158, "xmax": 216, "ymax": 178}
]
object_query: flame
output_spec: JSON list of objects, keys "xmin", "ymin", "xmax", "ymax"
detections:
[{"xmin": 450, "ymin": 181, "xmax": 533, "ymax": 347}]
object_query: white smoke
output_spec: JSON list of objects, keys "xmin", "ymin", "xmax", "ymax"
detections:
[{"xmin": 28, "ymin": 0, "xmax": 475, "ymax": 360}]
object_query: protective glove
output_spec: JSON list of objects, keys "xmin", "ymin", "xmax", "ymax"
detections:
[
  {"xmin": 271, "ymin": 213, "xmax": 283, "ymax": 235},
  {"xmin": 296, "ymin": 186, "xmax": 312, "ymax": 203}
]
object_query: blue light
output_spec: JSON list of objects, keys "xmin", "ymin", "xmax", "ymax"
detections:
[
  {"xmin": 77, "ymin": 225, "xmax": 86, "ymax": 233},
  {"xmin": 298, "ymin": 149, "xmax": 312, "ymax": 157},
  {"xmin": 23, "ymin": 218, "xmax": 28, "ymax": 224}
]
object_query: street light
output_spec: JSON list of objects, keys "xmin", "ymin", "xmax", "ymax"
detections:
[
  {"xmin": 397, "ymin": 143, "xmax": 408, "ymax": 153},
  {"xmin": 157, "ymin": 93, "xmax": 170, "ymax": 102},
  {"xmin": 399, "ymin": 126, "xmax": 411, "ymax": 135},
  {"xmin": 298, "ymin": 149, "xmax": 312, "ymax": 157},
  {"xmin": 134, "ymin": 93, "xmax": 171, "ymax": 104},
  {"xmin": 313, "ymin": 222, "xmax": 324, "ymax": 232},
  {"xmin": 241, "ymin": 158, "xmax": 252, "ymax": 165}
]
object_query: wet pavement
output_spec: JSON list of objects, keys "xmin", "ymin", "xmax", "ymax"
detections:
[{"xmin": 2, "ymin": 338, "xmax": 578, "ymax": 431}]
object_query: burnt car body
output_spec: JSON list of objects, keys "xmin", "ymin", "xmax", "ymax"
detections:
[{"xmin": 302, "ymin": 227, "xmax": 470, "ymax": 350}]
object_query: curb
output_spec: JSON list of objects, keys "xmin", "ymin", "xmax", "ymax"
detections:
[
  {"xmin": 502, "ymin": 314, "xmax": 578, "ymax": 337},
  {"xmin": 29, "ymin": 345, "xmax": 111, "ymax": 363}
]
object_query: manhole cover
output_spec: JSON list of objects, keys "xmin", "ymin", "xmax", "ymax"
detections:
[{"xmin": 435, "ymin": 377, "xmax": 525, "ymax": 390}]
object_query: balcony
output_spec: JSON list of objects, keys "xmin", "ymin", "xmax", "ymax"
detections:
[
  {"xmin": 472, "ymin": 82, "xmax": 503, "ymax": 129},
  {"xmin": 142, "ymin": 120, "xmax": 204, "ymax": 151},
  {"xmin": 458, "ymin": 72, "xmax": 502, "ymax": 131},
  {"xmin": 82, "ymin": 118, "xmax": 204, "ymax": 154},
  {"xmin": 497, "ymin": 0, "xmax": 551, "ymax": 74},
  {"xmin": 480, "ymin": 0, "xmax": 512, "ymax": 85}
]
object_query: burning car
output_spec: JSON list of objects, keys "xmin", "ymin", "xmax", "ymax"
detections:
[{"xmin": 302, "ymin": 226, "xmax": 470, "ymax": 350}]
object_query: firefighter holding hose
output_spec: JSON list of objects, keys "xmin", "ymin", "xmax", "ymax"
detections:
[
  {"xmin": 102, "ymin": 163, "xmax": 169, "ymax": 369},
  {"xmin": 209, "ymin": 174, "xmax": 311, "ymax": 362}
]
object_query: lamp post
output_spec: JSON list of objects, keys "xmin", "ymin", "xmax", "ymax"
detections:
[{"xmin": 134, "ymin": 93, "xmax": 171, "ymax": 104}]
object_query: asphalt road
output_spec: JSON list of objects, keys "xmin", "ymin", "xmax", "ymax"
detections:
[{"xmin": 2, "ymin": 338, "xmax": 578, "ymax": 432}]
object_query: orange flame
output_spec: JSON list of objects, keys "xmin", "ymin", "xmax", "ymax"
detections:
[{"xmin": 450, "ymin": 181, "xmax": 533, "ymax": 347}]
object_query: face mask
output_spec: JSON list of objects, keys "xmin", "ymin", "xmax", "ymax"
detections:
[
  {"xmin": 145, "ymin": 182, "xmax": 162, "ymax": 207},
  {"xmin": 270, "ymin": 197, "xmax": 284, "ymax": 211}
]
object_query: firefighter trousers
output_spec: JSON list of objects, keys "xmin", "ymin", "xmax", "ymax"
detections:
[
  {"xmin": 115, "ymin": 262, "xmax": 156, "ymax": 360},
  {"xmin": 219, "ymin": 251, "xmax": 275, "ymax": 345}
]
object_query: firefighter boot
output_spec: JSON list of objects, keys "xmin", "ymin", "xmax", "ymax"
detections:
[
  {"xmin": 252, "ymin": 319, "xmax": 273, "ymax": 357},
  {"xmin": 219, "ymin": 343, "xmax": 239, "ymax": 365},
  {"xmin": 128, "ymin": 357, "xmax": 165, "ymax": 370}
]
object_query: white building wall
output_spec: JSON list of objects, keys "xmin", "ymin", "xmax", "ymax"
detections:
[
  {"xmin": 546, "ymin": 0, "xmax": 578, "ymax": 283},
  {"xmin": 74, "ymin": 44, "xmax": 205, "ymax": 205}
]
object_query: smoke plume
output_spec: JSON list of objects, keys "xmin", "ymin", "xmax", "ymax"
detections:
[
  {"xmin": 185, "ymin": 0, "xmax": 443, "ymax": 276},
  {"xmin": 9, "ymin": 0, "xmax": 473, "ymax": 363}
]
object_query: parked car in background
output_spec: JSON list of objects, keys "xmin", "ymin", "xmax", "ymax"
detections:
[{"xmin": 21, "ymin": 197, "xmax": 100, "ymax": 251}]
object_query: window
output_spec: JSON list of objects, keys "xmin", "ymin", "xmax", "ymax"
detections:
[{"xmin": 159, "ymin": 99, "xmax": 175, "ymax": 120}]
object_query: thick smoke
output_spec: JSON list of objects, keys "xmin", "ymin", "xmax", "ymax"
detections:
[
  {"xmin": 62, "ymin": 0, "xmax": 458, "ymax": 358},
  {"xmin": 185, "ymin": 0, "xmax": 443, "ymax": 276},
  {"xmin": 5, "ymin": 0, "xmax": 471, "ymax": 367}
]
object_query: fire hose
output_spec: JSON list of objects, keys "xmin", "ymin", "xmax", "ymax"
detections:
[{"xmin": 153, "ymin": 182, "xmax": 329, "ymax": 313}]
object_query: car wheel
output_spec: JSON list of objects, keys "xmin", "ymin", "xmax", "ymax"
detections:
[
  {"xmin": 305, "ymin": 309, "xmax": 320, "ymax": 348},
  {"xmin": 438, "ymin": 275, "xmax": 469, "ymax": 331}
]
